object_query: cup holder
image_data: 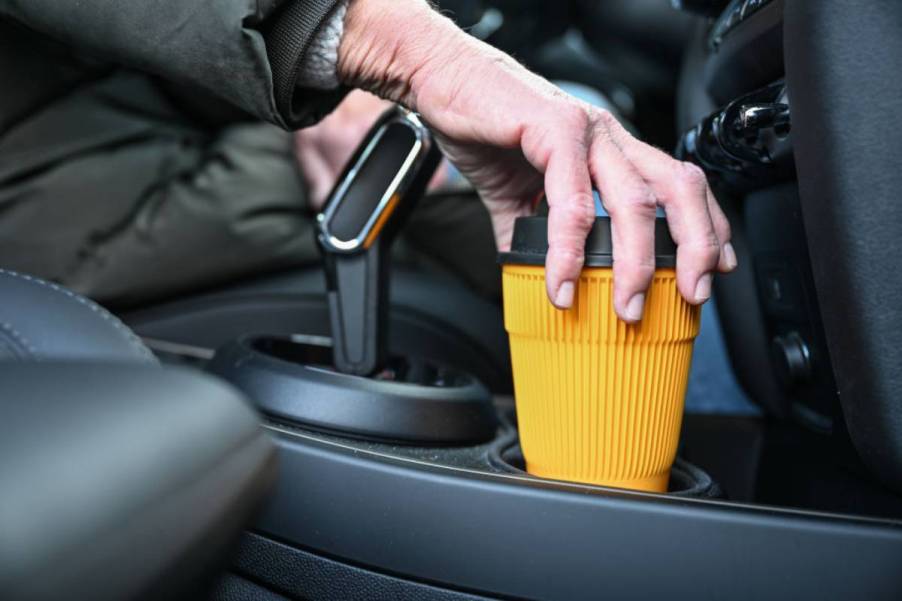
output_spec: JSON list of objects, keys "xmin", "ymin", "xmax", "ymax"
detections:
[
  {"xmin": 209, "ymin": 335, "xmax": 498, "ymax": 445},
  {"xmin": 488, "ymin": 438, "xmax": 722, "ymax": 498},
  {"xmin": 209, "ymin": 334, "xmax": 719, "ymax": 496},
  {"xmin": 251, "ymin": 336, "xmax": 475, "ymax": 389}
]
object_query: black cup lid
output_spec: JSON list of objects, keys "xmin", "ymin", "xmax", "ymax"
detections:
[{"xmin": 498, "ymin": 216, "xmax": 677, "ymax": 268}]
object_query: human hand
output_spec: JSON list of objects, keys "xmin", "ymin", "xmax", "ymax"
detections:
[{"xmin": 338, "ymin": 0, "xmax": 737, "ymax": 322}]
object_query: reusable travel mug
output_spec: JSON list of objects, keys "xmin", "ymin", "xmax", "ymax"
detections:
[{"xmin": 499, "ymin": 217, "xmax": 701, "ymax": 492}]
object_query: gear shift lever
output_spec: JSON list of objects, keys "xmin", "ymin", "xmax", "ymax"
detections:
[
  {"xmin": 316, "ymin": 107, "xmax": 442, "ymax": 376},
  {"xmin": 210, "ymin": 107, "xmax": 496, "ymax": 443}
]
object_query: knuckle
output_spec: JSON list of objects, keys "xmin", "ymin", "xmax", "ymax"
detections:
[
  {"xmin": 709, "ymin": 207, "xmax": 733, "ymax": 240},
  {"xmin": 703, "ymin": 245, "xmax": 721, "ymax": 266},
  {"xmin": 607, "ymin": 189, "xmax": 657, "ymax": 217},
  {"xmin": 591, "ymin": 107, "xmax": 619, "ymax": 130},
  {"xmin": 587, "ymin": 111, "xmax": 619, "ymax": 149},
  {"xmin": 555, "ymin": 102, "xmax": 592, "ymax": 134},
  {"xmin": 638, "ymin": 266, "xmax": 656, "ymax": 285},
  {"xmin": 674, "ymin": 161, "xmax": 709, "ymax": 192},
  {"xmin": 686, "ymin": 235, "xmax": 722, "ymax": 265},
  {"xmin": 633, "ymin": 260, "xmax": 657, "ymax": 282},
  {"xmin": 616, "ymin": 257, "xmax": 656, "ymax": 284},
  {"xmin": 556, "ymin": 200, "xmax": 596, "ymax": 232},
  {"xmin": 548, "ymin": 245, "xmax": 587, "ymax": 268},
  {"xmin": 628, "ymin": 190, "xmax": 658, "ymax": 213},
  {"xmin": 719, "ymin": 219, "xmax": 733, "ymax": 242},
  {"xmin": 569, "ymin": 104, "xmax": 593, "ymax": 128}
]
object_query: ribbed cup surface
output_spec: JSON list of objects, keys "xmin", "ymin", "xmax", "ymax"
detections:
[{"xmin": 502, "ymin": 265, "xmax": 700, "ymax": 492}]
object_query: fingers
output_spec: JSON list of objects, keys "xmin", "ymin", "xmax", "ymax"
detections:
[
  {"xmin": 543, "ymin": 135, "xmax": 595, "ymax": 310},
  {"xmin": 587, "ymin": 129, "xmax": 657, "ymax": 323},
  {"xmin": 663, "ymin": 161, "xmax": 721, "ymax": 304},
  {"xmin": 607, "ymin": 123, "xmax": 735, "ymax": 305},
  {"xmin": 707, "ymin": 187, "xmax": 736, "ymax": 273}
]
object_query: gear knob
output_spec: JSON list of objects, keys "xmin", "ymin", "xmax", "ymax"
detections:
[{"xmin": 316, "ymin": 106, "xmax": 442, "ymax": 376}]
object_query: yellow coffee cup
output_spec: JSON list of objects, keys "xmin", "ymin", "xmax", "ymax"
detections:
[{"xmin": 500, "ymin": 217, "xmax": 700, "ymax": 493}]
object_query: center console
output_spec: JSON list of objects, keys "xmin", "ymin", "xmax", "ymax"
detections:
[
  {"xmin": 204, "ymin": 95, "xmax": 902, "ymax": 599},
  {"xmin": 210, "ymin": 414, "xmax": 901, "ymax": 601}
]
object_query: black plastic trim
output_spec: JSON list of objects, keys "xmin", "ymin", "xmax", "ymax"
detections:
[
  {"xmin": 704, "ymin": 0, "xmax": 785, "ymax": 105},
  {"xmin": 209, "ymin": 336, "xmax": 498, "ymax": 445},
  {"xmin": 223, "ymin": 533, "xmax": 496, "ymax": 601},
  {"xmin": 785, "ymin": 0, "xmax": 902, "ymax": 494},
  {"xmin": 254, "ymin": 424, "xmax": 902, "ymax": 600}
]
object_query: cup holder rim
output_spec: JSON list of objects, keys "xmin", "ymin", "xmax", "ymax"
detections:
[
  {"xmin": 208, "ymin": 334, "xmax": 499, "ymax": 446},
  {"xmin": 487, "ymin": 436, "xmax": 721, "ymax": 498},
  {"xmin": 249, "ymin": 334, "xmax": 485, "ymax": 392}
]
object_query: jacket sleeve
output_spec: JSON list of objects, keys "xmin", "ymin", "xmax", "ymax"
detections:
[{"xmin": 0, "ymin": 0, "xmax": 346, "ymax": 129}]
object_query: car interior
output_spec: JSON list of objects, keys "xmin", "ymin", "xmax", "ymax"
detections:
[{"xmin": 2, "ymin": 1, "xmax": 902, "ymax": 599}]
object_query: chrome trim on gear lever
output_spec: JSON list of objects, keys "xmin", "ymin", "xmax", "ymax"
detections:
[{"xmin": 317, "ymin": 108, "xmax": 434, "ymax": 254}]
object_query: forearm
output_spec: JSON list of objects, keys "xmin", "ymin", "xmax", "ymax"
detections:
[
  {"xmin": 337, "ymin": 0, "xmax": 469, "ymax": 109},
  {"xmin": 336, "ymin": 0, "xmax": 548, "ymax": 141}
]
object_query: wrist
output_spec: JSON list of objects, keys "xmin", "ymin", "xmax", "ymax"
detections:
[{"xmin": 337, "ymin": 0, "xmax": 464, "ymax": 109}]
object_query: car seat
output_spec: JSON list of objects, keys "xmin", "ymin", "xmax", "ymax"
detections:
[{"xmin": 0, "ymin": 269, "xmax": 275, "ymax": 601}]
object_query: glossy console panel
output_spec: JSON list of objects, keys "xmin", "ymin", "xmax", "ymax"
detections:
[{"xmin": 246, "ymin": 406, "xmax": 902, "ymax": 601}]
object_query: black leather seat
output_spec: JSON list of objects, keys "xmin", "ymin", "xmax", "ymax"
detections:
[
  {"xmin": 0, "ymin": 269, "xmax": 275, "ymax": 601},
  {"xmin": 0, "ymin": 268, "xmax": 156, "ymax": 363}
]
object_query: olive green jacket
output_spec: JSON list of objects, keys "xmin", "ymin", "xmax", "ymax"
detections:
[{"xmin": 0, "ymin": 0, "xmax": 347, "ymax": 306}]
